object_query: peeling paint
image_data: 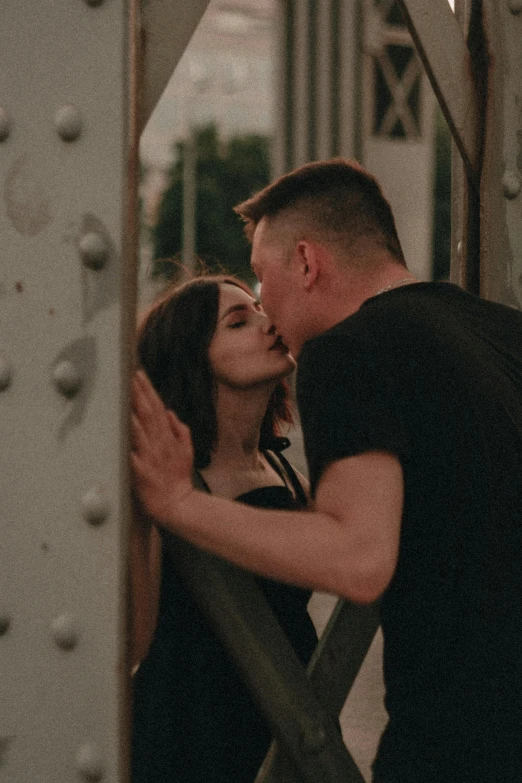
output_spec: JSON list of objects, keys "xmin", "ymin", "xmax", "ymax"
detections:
[
  {"xmin": 0, "ymin": 736, "xmax": 13, "ymax": 767},
  {"xmin": 4, "ymin": 154, "xmax": 52, "ymax": 236}
]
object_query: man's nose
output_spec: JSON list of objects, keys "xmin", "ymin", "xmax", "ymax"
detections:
[{"xmin": 261, "ymin": 317, "xmax": 276, "ymax": 335}]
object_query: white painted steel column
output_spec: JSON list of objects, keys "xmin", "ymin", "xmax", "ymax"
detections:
[
  {"xmin": 292, "ymin": 0, "xmax": 312, "ymax": 167},
  {"xmin": 339, "ymin": 0, "xmax": 361, "ymax": 161},
  {"xmin": 0, "ymin": 1, "xmax": 136, "ymax": 780},
  {"xmin": 449, "ymin": 0, "xmax": 478, "ymax": 291},
  {"xmin": 273, "ymin": 0, "xmax": 359, "ymax": 175},
  {"xmin": 316, "ymin": 0, "xmax": 334, "ymax": 160},
  {"xmin": 272, "ymin": 0, "xmax": 290, "ymax": 177},
  {"xmin": 480, "ymin": 0, "xmax": 522, "ymax": 308}
]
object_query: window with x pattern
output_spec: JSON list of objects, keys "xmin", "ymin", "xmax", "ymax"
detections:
[{"xmin": 372, "ymin": 0, "xmax": 423, "ymax": 139}]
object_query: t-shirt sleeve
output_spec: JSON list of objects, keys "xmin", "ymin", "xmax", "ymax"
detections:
[{"xmin": 297, "ymin": 332, "xmax": 410, "ymax": 495}]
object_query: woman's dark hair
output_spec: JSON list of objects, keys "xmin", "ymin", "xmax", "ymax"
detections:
[{"xmin": 137, "ymin": 274, "xmax": 294, "ymax": 469}]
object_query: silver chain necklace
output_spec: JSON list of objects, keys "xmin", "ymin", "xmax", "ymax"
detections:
[{"xmin": 375, "ymin": 277, "xmax": 416, "ymax": 297}]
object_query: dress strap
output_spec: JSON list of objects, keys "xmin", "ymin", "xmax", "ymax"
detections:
[{"xmin": 264, "ymin": 450, "xmax": 307, "ymax": 507}]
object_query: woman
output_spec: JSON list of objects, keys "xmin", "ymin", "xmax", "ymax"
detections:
[{"xmin": 131, "ymin": 274, "xmax": 317, "ymax": 783}]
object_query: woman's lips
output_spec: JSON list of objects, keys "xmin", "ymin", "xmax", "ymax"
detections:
[{"xmin": 270, "ymin": 336, "xmax": 289, "ymax": 352}]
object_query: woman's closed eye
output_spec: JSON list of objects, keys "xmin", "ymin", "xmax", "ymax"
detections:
[{"xmin": 226, "ymin": 301, "xmax": 263, "ymax": 329}]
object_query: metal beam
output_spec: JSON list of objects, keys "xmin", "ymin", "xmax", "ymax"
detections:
[
  {"xmin": 449, "ymin": 0, "xmax": 481, "ymax": 294},
  {"xmin": 139, "ymin": 0, "xmax": 211, "ymax": 130},
  {"xmin": 257, "ymin": 599, "xmax": 380, "ymax": 783},
  {"xmin": 0, "ymin": 0, "xmax": 138, "ymax": 778},
  {"xmin": 292, "ymin": 0, "xmax": 311, "ymax": 167},
  {"xmin": 479, "ymin": 0, "xmax": 522, "ymax": 308},
  {"xmin": 396, "ymin": 0, "xmax": 481, "ymax": 184}
]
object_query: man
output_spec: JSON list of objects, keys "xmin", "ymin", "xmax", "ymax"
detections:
[{"xmin": 132, "ymin": 159, "xmax": 522, "ymax": 782}]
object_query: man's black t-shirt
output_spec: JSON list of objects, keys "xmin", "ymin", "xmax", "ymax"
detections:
[{"xmin": 296, "ymin": 282, "xmax": 522, "ymax": 782}]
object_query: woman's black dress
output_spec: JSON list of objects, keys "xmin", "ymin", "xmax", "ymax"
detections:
[{"xmin": 131, "ymin": 452, "xmax": 318, "ymax": 783}]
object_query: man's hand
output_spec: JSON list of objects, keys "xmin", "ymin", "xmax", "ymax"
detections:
[{"xmin": 131, "ymin": 370, "xmax": 195, "ymax": 525}]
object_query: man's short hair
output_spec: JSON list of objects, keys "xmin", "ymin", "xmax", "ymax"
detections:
[{"xmin": 234, "ymin": 158, "xmax": 405, "ymax": 264}]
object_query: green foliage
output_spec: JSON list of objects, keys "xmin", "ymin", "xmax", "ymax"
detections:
[{"xmin": 152, "ymin": 123, "xmax": 270, "ymax": 285}]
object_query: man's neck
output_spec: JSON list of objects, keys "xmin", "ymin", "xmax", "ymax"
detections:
[{"xmin": 300, "ymin": 265, "xmax": 419, "ymax": 350}]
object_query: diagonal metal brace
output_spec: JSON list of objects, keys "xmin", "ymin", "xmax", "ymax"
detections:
[
  {"xmin": 256, "ymin": 598, "xmax": 380, "ymax": 782},
  {"xmin": 396, "ymin": 0, "xmax": 482, "ymax": 185},
  {"xmin": 139, "ymin": 0, "xmax": 212, "ymax": 129},
  {"xmin": 164, "ymin": 532, "xmax": 379, "ymax": 783}
]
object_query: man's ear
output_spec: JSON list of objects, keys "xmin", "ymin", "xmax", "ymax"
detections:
[{"xmin": 295, "ymin": 240, "xmax": 319, "ymax": 290}]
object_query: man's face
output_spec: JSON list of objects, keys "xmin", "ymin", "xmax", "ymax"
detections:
[{"xmin": 251, "ymin": 218, "xmax": 305, "ymax": 356}]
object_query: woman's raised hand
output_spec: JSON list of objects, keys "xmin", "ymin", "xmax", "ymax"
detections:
[{"xmin": 131, "ymin": 370, "xmax": 195, "ymax": 525}]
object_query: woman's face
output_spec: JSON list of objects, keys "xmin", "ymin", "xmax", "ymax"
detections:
[{"xmin": 208, "ymin": 283, "xmax": 296, "ymax": 390}]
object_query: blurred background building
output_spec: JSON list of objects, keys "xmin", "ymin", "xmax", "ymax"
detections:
[
  {"xmin": 139, "ymin": 0, "xmax": 451, "ymax": 295},
  {"xmin": 140, "ymin": 0, "xmax": 276, "ymax": 172}
]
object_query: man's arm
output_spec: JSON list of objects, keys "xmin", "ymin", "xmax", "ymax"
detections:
[{"xmin": 131, "ymin": 371, "xmax": 403, "ymax": 603}]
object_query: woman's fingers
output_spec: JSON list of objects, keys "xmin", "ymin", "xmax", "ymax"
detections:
[
  {"xmin": 131, "ymin": 452, "xmax": 150, "ymax": 491},
  {"xmin": 132, "ymin": 373, "xmax": 169, "ymax": 443},
  {"xmin": 167, "ymin": 410, "xmax": 189, "ymax": 439},
  {"xmin": 132, "ymin": 371, "xmax": 149, "ymax": 411},
  {"xmin": 134, "ymin": 370, "xmax": 166, "ymax": 420},
  {"xmin": 130, "ymin": 372, "xmax": 196, "ymax": 524},
  {"xmin": 132, "ymin": 372, "xmax": 155, "ymax": 423},
  {"xmin": 167, "ymin": 411, "xmax": 194, "ymax": 463},
  {"xmin": 131, "ymin": 412, "xmax": 147, "ymax": 452}
]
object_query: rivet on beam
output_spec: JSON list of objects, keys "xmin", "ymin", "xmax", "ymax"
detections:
[
  {"xmin": 85, "ymin": 0, "xmax": 105, "ymax": 6},
  {"xmin": 507, "ymin": 0, "xmax": 522, "ymax": 14},
  {"xmin": 79, "ymin": 232, "xmax": 109, "ymax": 270},
  {"xmin": 51, "ymin": 613, "xmax": 79, "ymax": 651},
  {"xmin": 502, "ymin": 170, "xmax": 521, "ymax": 199},
  {"xmin": 82, "ymin": 487, "xmax": 111, "ymax": 526},
  {"xmin": 0, "ymin": 615, "xmax": 11, "ymax": 636},
  {"xmin": 0, "ymin": 108, "xmax": 11, "ymax": 142},
  {"xmin": 52, "ymin": 361, "xmax": 82, "ymax": 397},
  {"xmin": 76, "ymin": 743, "xmax": 105, "ymax": 781},
  {"xmin": 55, "ymin": 105, "xmax": 82, "ymax": 142},
  {"xmin": 0, "ymin": 358, "xmax": 13, "ymax": 391}
]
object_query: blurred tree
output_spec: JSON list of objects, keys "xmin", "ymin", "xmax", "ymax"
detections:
[{"xmin": 152, "ymin": 123, "xmax": 270, "ymax": 284}]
